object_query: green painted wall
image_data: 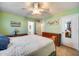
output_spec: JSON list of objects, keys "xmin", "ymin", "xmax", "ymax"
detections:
[
  {"xmin": 0, "ymin": 7, "xmax": 79, "ymax": 35},
  {"xmin": 44, "ymin": 7, "xmax": 79, "ymax": 33},
  {"xmin": 0, "ymin": 12, "xmax": 28, "ymax": 35},
  {"xmin": 44, "ymin": 18, "xmax": 60, "ymax": 33}
]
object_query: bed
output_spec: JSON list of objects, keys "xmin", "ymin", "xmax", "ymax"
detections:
[{"xmin": 0, "ymin": 35, "xmax": 55, "ymax": 56}]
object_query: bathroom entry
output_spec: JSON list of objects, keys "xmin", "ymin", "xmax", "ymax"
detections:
[
  {"xmin": 60, "ymin": 14, "xmax": 79, "ymax": 50},
  {"xmin": 60, "ymin": 15, "xmax": 73, "ymax": 48},
  {"xmin": 35, "ymin": 21, "xmax": 44, "ymax": 35},
  {"xmin": 28, "ymin": 21, "xmax": 35, "ymax": 34}
]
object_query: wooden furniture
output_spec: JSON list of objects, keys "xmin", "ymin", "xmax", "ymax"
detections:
[
  {"xmin": 7, "ymin": 34, "xmax": 28, "ymax": 37},
  {"xmin": 42, "ymin": 32, "xmax": 61, "ymax": 46}
]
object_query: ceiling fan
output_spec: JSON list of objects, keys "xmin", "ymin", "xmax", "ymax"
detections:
[{"xmin": 22, "ymin": 2, "xmax": 50, "ymax": 16}]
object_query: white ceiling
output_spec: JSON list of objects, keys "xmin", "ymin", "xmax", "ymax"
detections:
[{"xmin": 0, "ymin": 2, "xmax": 79, "ymax": 18}]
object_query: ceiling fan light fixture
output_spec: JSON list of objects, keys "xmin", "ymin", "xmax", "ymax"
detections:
[
  {"xmin": 32, "ymin": 9, "xmax": 41, "ymax": 15},
  {"xmin": 25, "ymin": 2, "xmax": 50, "ymax": 16},
  {"xmin": 32, "ymin": 3, "xmax": 42, "ymax": 15}
]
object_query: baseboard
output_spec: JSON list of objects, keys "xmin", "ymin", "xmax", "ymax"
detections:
[{"xmin": 61, "ymin": 44, "xmax": 79, "ymax": 52}]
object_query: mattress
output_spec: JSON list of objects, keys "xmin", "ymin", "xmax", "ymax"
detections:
[{"xmin": 0, "ymin": 35, "xmax": 55, "ymax": 56}]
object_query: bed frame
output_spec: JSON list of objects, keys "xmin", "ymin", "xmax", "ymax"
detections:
[
  {"xmin": 42, "ymin": 32, "xmax": 61, "ymax": 56},
  {"xmin": 49, "ymin": 51, "xmax": 56, "ymax": 56},
  {"xmin": 7, "ymin": 33, "xmax": 56, "ymax": 56}
]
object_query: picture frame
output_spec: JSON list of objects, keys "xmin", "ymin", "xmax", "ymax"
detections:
[{"xmin": 10, "ymin": 21, "xmax": 21, "ymax": 27}]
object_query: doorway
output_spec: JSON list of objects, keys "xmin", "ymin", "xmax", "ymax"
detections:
[
  {"xmin": 28, "ymin": 21, "xmax": 35, "ymax": 34},
  {"xmin": 60, "ymin": 15, "xmax": 73, "ymax": 48},
  {"xmin": 35, "ymin": 21, "xmax": 44, "ymax": 35}
]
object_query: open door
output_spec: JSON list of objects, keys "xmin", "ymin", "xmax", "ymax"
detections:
[
  {"xmin": 60, "ymin": 16, "xmax": 73, "ymax": 48},
  {"xmin": 60, "ymin": 14, "xmax": 79, "ymax": 51},
  {"xmin": 35, "ymin": 21, "xmax": 44, "ymax": 35}
]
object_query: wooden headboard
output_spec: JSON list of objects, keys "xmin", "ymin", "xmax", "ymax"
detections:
[
  {"xmin": 42, "ymin": 32, "xmax": 61, "ymax": 46},
  {"xmin": 42, "ymin": 32, "xmax": 61, "ymax": 38}
]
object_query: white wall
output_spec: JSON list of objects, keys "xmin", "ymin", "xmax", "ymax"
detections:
[{"xmin": 60, "ymin": 14, "xmax": 79, "ymax": 51}]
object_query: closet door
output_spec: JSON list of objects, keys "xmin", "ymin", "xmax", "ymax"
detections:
[{"xmin": 72, "ymin": 14, "xmax": 79, "ymax": 50}]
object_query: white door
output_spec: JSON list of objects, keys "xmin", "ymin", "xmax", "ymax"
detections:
[
  {"xmin": 28, "ymin": 21, "xmax": 35, "ymax": 34},
  {"xmin": 71, "ymin": 14, "xmax": 79, "ymax": 50},
  {"xmin": 60, "ymin": 15, "xmax": 73, "ymax": 48}
]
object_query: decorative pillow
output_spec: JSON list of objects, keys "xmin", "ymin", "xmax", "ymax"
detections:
[{"xmin": 0, "ymin": 34, "xmax": 10, "ymax": 50}]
